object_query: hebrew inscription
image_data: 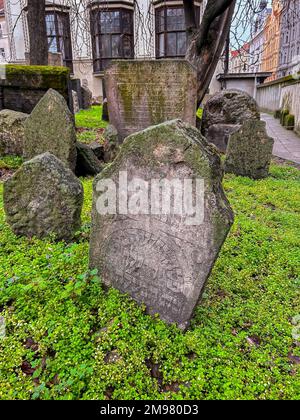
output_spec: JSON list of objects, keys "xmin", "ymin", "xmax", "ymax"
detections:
[
  {"xmin": 89, "ymin": 120, "xmax": 234, "ymax": 329},
  {"xmin": 105, "ymin": 60, "xmax": 197, "ymax": 141}
]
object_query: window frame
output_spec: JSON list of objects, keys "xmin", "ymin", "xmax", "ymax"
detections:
[
  {"xmin": 155, "ymin": 5, "xmax": 200, "ymax": 59},
  {"xmin": 90, "ymin": 7, "xmax": 134, "ymax": 73},
  {"xmin": 45, "ymin": 10, "xmax": 73, "ymax": 73}
]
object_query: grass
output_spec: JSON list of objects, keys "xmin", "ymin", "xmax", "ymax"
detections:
[
  {"xmin": 75, "ymin": 105, "xmax": 108, "ymax": 145},
  {"xmin": 75, "ymin": 106, "xmax": 108, "ymax": 130},
  {"xmin": 0, "ymin": 162, "xmax": 299, "ymax": 400},
  {"xmin": 0, "ymin": 156, "xmax": 23, "ymax": 170}
]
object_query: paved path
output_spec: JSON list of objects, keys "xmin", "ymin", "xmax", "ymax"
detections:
[{"xmin": 261, "ymin": 113, "xmax": 300, "ymax": 164}]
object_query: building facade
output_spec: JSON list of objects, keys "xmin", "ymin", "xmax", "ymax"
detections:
[
  {"xmin": 261, "ymin": 0, "xmax": 283, "ymax": 81},
  {"xmin": 248, "ymin": 1, "xmax": 271, "ymax": 73},
  {"xmin": 229, "ymin": 43, "xmax": 250, "ymax": 74},
  {"xmin": 0, "ymin": 0, "xmax": 9, "ymax": 63},
  {"xmin": 4, "ymin": 0, "xmax": 207, "ymax": 100},
  {"xmin": 277, "ymin": 0, "xmax": 300, "ymax": 78}
]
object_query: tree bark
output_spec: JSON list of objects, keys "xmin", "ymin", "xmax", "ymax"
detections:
[
  {"xmin": 183, "ymin": 0, "xmax": 197, "ymax": 43},
  {"xmin": 185, "ymin": 0, "xmax": 236, "ymax": 105},
  {"xmin": 27, "ymin": 0, "xmax": 48, "ymax": 65}
]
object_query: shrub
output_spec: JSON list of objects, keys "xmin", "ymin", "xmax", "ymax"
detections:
[{"xmin": 284, "ymin": 114, "xmax": 295, "ymax": 130}]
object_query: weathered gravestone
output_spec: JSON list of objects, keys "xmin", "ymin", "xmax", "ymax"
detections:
[
  {"xmin": 224, "ymin": 120, "xmax": 274, "ymax": 179},
  {"xmin": 23, "ymin": 89, "xmax": 77, "ymax": 172},
  {"xmin": 206, "ymin": 124, "xmax": 241, "ymax": 154},
  {"xmin": 75, "ymin": 142, "xmax": 103, "ymax": 177},
  {"xmin": 201, "ymin": 89, "xmax": 260, "ymax": 137},
  {"xmin": 89, "ymin": 120, "xmax": 234, "ymax": 329},
  {"xmin": 105, "ymin": 60, "xmax": 197, "ymax": 142},
  {"xmin": 4, "ymin": 152, "xmax": 83, "ymax": 240},
  {"xmin": 0, "ymin": 109, "xmax": 29, "ymax": 156}
]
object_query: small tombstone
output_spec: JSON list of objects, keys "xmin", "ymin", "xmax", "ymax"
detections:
[
  {"xmin": 4, "ymin": 153, "xmax": 83, "ymax": 241},
  {"xmin": 23, "ymin": 89, "xmax": 77, "ymax": 172},
  {"xmin": 75, "ymin": 142, "xmax": 103, "ymax": 177},
  {"xmin": 72, "ymin": 90, "xmax": 80, "ymax": 114},
  {"xmin": 89, "ymin": 120, "xmax": 234, "ymax": 329},
  {"xmin": 102, "ymin": 98, "xmax": 109, "ymax": 122},
  {"xmin": 201, "ymin": 89, "xmax": 260, "ymax": 137},
  {"xmin": 224, "ymin": 120, "xmax": 274, "ymax": 179},
  {"xmin": 0, "ymin": 109, "xmax": 29, "ymax": 156},
  {"xmin": 206, "ymin": 124, "xmax": 241, "ymax": 154},
  {"xmin": 105, "ymin": 60, "xmax": 197, "ymax": 142},
  {"xmin": 81, "ymin": 81, "xmax": 93, "ymax": 109}
]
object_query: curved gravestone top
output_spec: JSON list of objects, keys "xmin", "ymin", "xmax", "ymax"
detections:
[
  {"xmin": 105, "ymin": 60, "xmax": 197, "ymax": 142},
  {"xmin": 201, "ymin": 89, "xmax": 260, "ymax": 136},
  {"xmin": 89, "ymin": 119, "xmax": 234, "ymax": 330}
]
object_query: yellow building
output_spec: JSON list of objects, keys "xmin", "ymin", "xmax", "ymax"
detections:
[{"xmin": 261, "ymin": 0, "xmax": 283, "ymax": 81}]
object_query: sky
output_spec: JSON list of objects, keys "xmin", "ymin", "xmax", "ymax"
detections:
[{"xmin": 231, "ymin": 0, "xmax": 273, "ymax": 49}]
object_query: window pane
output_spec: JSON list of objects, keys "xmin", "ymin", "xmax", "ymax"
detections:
[
  {"xmin": 57, "ymin": 14, "xmax": 64, "ymax": 37},
  {"xmin": 177, "ymin": 32, "xmax": 186, "ymax": 56},
  {"xmin": 158, "ymin": 33, "xmax": 165, "ymax": 57},
  {"xmin": 101, "ymin": 34, "xmax": 111, "ymax": 57},
  {"xmin": 94, "ymin": 35, "xmax": 100, "ymax": 58},
  {"xmin": 166, "ymin": 8, "xmax": 185, "ymax": 31},
  {"xmin": 48, "ymin": 36, "xmax": 58, "ymax": 53},
  {"xmin": 101, "ymin": 11, "xmax": 120, "ymax": 33},
  {"xmin": 46, "ymin": 14, "xmax": 56, "ymax": 36},
  {"xmin": 111, "ymin": 35, "xmax": 121, "ymax": 57},
  {"xmin": 122, "ymin": 11, "xmax": 132, "ymax": 33},
  {"xmin": 123, "ymin": 35, "xmax": 133, "ymax": 58},
  {"xmin": 157, "ymin": 9, "xmax": 165, "ymax": 32},
  {"xmin": 166, "ymin": 32, "xmax": 176, "ymax": 56}
]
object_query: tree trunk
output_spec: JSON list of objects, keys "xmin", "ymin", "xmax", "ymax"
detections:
[
  {"xmin": 27, "ymin": 0, "xmax": 48, "ymax": 65},
  {"xmin": 185, "ymin": 0, "xmax": 236, "ymax": 105}
]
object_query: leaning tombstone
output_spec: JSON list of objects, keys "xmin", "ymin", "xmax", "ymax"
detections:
[
  {"xmin": 224, "ymin": 120, "xmax": 274, "ymax": 179},
  {"xmin": 89, "ymin": 120, "xmax": 234, "ymax": 330},
  {"xmin": 23, "ymin": 89, "xmax": 77, "ymax": 172},
  {"xmin": 4, "ymin": 153, "xmax": 83, "ymax": 241},
  {"xmin": 75, "ymin": 142, "xmax": 103, "ymax": 177}
]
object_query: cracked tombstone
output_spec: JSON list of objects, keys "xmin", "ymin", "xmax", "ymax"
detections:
[
  {"xmin": 23, "ymin": 89, "xmax": 77, "ymax": 172},
  {"xmin": 4, "ymin": 153, "xmax": 83, "ymax": 241},
  {"xmin": 89, "ymin": 120, "xmax": 234, "ymax": 330}
]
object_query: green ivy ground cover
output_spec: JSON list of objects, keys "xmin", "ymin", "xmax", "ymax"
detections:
[{"xmin": 0, "ymin": 162, "xmax": 299, "ymax": 400}]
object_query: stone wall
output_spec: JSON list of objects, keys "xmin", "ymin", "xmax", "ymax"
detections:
[
  {"xmin": 256, "ymin": 75, "xmax": 300, "ymax": 135},
  {"xmin": 0, "ymin": 65, "xmax": 71, "ymax": 114},
  {"xmin": 105, "ymin": 60, "xmax": 197, "ymax": 141}
]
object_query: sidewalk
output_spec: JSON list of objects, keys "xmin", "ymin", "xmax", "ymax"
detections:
[{"xmin": 261, "ymin": 113, "xmax": 300, "ymax": 164}]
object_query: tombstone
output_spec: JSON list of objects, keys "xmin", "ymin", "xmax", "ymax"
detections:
[
  {"xmin": 72, "ymin": 90, "xmax": 80, "ymax": 114},
  {"xmin": 0, "ymin": 109, "xmax": 29, "ymax": 156},
  {"xmin": 201, "ymin": 90, "xmax": 260, "ymax": 137},
  {"xmin": 102, "ymin": 98, "xmax": 109, "ymax": 122},
  {"xmin": 89, "ymin": 120, "xmax": 234, "ymax": 330},
  {"xmin": 206, "ymin": 124, "xmax": 241, "ymax": 154},
  {"xmin": 105, "ymin": 60, "xmax": 197, "ymax": 142},
  {"xmin": 23, "ymin": 89, "xmax": 77, "ymax": 172},
  {"xmin": 75, "ymin": 142, "xmax": 103, "ymax": 177},
  {"xmin": 4, "ymin": 153, "xmax": 83, "ymax": 241},
  {"xmin": 224, "ymin": 120, "xmax": 274, "ymax": 179},
  {"xmin": 70, "ymin": 78, "xmax": 83, "ymax": 110},
  {"xmin": 81, "ymin": 80, "xmax": 93, "ymax": 109}
]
